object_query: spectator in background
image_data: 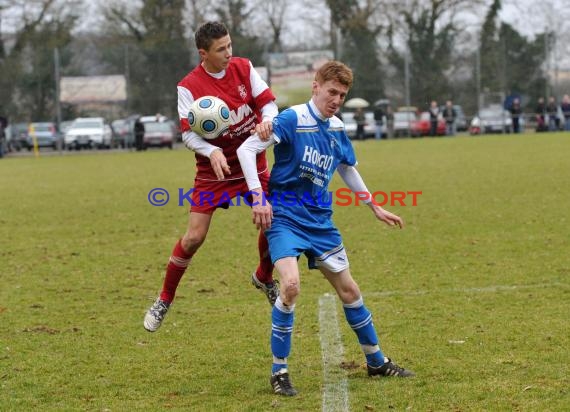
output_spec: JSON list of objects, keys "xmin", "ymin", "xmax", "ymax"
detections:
[
  {"xmin": 509, "ymin": 98, "xmax": 523, "ymax": 134},
  {"xmin": 561, "ymin": 94, "xmax": 570, "ymax": 131},
  {"xmin": 134, "ymin": 117, "xmax": 145, "ymax": 151},
  {"xmin": 373, "ymin": 104, "xmax": 384, "ymax": 140},
  {"xmin": 386, "ymin": 106, "xmax": 394, "ymax": 139},
  {"xmin": 0, "ymin": 116, "xmax": 7, "ymax": 158},
  {"xmin": 354, "ymin": 107, "xmax": 366, "ymax": 140},
  {"xmin": 429, "ymin": 100, "xmax": 439, "ymax": 137},
  {"xmin": 546, "ymin": 97, "xmax": 558, "ymax": 131},
  {"xmin": 442, "ymin": 100, "xmax": 456, "ymax": 136},
  {"xmin": 535, "ymin": 97, "xmax": 546, "ymax": 132}
]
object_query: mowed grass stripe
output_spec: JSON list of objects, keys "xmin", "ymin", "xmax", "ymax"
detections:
[{"xmin": 319, "ymin": 293, "xmax": 349, "ymax": 412}]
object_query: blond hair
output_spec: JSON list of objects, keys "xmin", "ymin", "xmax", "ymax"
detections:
[{"xmin": 314, "ymin": 61, "xmax": 353, "ymax": 89}]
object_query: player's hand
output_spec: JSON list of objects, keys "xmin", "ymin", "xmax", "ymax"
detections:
[
  {"xmin": 251, "ymin": 120, "xmax": 273, "ymax": 141},
  {"xmin": 369, "ymin": 203, "xmax": 404, "ymax": 229},
  {"xmin": 209, "ymin": 149, "xmax": 231, "ymax": 180},
  {"xmin": 250, "ymin": 190, "xmax": 273, "ymax": 230}
]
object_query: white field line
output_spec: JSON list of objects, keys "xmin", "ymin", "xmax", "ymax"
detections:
[
  {"xmin": 319, "ymin": 293, "xmax": 349, "ymax": 412},
  {"xmin": 365, "ymin": 282, "xmax": 568, "ymax": 298},
  {"xmin": 317, "ymin": 282, "xmax": 567, "ymax": 412}
]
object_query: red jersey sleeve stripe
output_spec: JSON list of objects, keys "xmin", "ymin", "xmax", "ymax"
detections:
[
  {"xmin": 254, "ymin": 88, "xmax": 276, "ymax": 112},
  {"xmin": 180, "ymin": 118, "xmax": 190, "ymax": 133}
]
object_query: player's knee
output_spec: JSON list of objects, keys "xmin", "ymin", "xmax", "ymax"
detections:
[
  {"xmin": 282, "ymin": 280, "xmax": 300, "ymax": 301},
  {"xmin": 338, "ymin": 282, "xmax": 361, "ymax": 304},
  {"xmin": 181, "ymin": 231, "xmax": 206, "ymax": 253}
]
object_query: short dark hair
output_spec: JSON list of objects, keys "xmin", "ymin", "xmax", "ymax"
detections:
[{"xmin": 195, "ymin": 21, "xmax": 229, "ymax": 51}]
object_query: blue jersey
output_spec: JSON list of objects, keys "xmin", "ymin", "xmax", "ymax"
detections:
[{"xmin": 268, "ymin": 102, "xmax": 356, "ymax": 228}]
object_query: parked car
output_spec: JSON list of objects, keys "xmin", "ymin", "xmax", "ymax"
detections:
[
  {"xmin": 27, "ymin": 122, "xmax": 61, "ymax": 150},
  {"xmin": 59, "ymin": 120, "xmax": 74, "ymax": 135},
  {"xmin": 393, "ymin": 111, "xmax": 417, "ymax": 137},
  {"xmin": 64, "ymin": 117, "xmax": 113, "ymax": 150},
  {"xmin": 142, "ymin": 120, "xmax": 175, "ymax": 149},
  {"xmin": 454, "ymin": 105, "xmax": 468, "ymax": 131},
  {"xmin": 410, "ymin": 112, "xmax": 446, "ymax": 136},
  {"xmin": 397, "ymin": 106, "xmax": 418, "ymax": 114},
  {"xmin": 5, "ymin": 122, "xmax": 29, "ymax": 151},
  {"xmin": 140, "ymin": 114, "xmax": 168, "ymax": 124},
  {"xmin": 341, "ymin": 111, "xmax": 375, "ymax": 139},
  {"xmin": 111, "ymin": 119, "xmax": 131, "ymax": 148},
  {"xmin": 471, "ymin": 106, "xmax": 512, "ymax": 135}
]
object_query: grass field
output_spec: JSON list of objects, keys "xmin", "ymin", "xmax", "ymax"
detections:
[{"xmin": 1, "ymin": 133, "xmax": 569, "ymax": 411}]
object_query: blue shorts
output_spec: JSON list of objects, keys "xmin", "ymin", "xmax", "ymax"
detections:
[{"xmin": 265, "ymin": 217, "xmax": 349, "ymax": 273}]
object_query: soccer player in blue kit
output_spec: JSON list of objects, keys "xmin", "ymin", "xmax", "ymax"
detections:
[{"xmin": 237, "ymin": 60, "xmax": 414, "ymax": 396}]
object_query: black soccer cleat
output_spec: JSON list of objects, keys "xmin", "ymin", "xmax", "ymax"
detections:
[
  {"xmin": 270, "ymin": 369, "xmax": 298, "ymax": 396},
  {"xmin": 367, "ymin": 358, "xmax": 415, "ymax": 377},
  {"xmin": 251, "ymin": 272, "xmax": 280, "ymax": 306}
]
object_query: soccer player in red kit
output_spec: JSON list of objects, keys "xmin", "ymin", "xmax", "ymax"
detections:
[{"xmin": 144, "ymin": 21, "xmax": 279, "ymax": 332}]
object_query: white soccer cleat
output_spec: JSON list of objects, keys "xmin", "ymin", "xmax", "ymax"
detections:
[{"xmin": 143, "ymin": 298, "xmax": 171, "ymax": 332}]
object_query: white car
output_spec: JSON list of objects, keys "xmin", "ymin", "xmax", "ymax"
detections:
[
  {"xmin": 341, "ymin": 111, "xmax": 376, "ymax": 139},
  {"xmin": 475, "ymin": 106, "xmax": 513, "ymax": 134},
  {"xmin": 65, "ymin": 117, "xmax": 112, "ymax": 150},
  {"xmin": 393, "ymin": 111, "xmax": 417, "ymax": 137}
]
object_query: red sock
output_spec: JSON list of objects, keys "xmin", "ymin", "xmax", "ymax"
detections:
[
  {"xmin": 255, "ymin": 231, "xmax": 274, "ymax": 284},
  {"xmin": 160, "ymin": 239, "xmax": 193, "ymax": 303}
]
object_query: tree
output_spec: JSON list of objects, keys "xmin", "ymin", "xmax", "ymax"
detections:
[
  {"xmin": 478, "ymin": 0, "xmax": 548, "ymax": 108},
  {"xmin": 326, "ymin": 0, "xmax": 385, "ymax": 103},
  {"xmin": 387, "ymin": 0, "xmax": 479, "ymax": 108},
  {"xmin": 103, "ymin": 0, "xmax": 190, "ymax": 118},
  {"xmin": 499, "ymin": 24, "xmax": 548, "ymax": 107},
  {"xmin": 479, "ymin": 0, "xmax": 502, "ymax": 95},
  {"xmin": 251, "ymin": 0, "xmax": 289, "ymax": 53},
  {"xmin": 0, "ymin": 0, "xmax": 78, "ymax": 121},
  {"xmin": 212, "ymin": 0, "xmax": 265, "ymax": 65}
]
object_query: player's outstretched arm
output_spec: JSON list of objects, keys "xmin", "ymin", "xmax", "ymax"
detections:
[
  {"xmin": 367, "ymin": 202, "xmax": 404, "ymax": 228},
  {"xmin": 336, "ymin": 164, "xmax": 404, "ymax": 229}
]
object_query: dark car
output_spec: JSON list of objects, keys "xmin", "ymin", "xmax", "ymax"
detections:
[
  {"xmin": 6, "ymin": 122, "xmax": 29, "ymax": 151},
  {"xmin": 111, "ymin": 119, "xmax": 131, "ymax": 148}
]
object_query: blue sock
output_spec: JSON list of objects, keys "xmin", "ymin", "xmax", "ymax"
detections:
[
  {"xmin": 343, "ymin": 296, "xmax": 385, "ymax": 367},
  {"xmin": 271, "ymin": 296, "xmax": 295, "ymax": 374}
]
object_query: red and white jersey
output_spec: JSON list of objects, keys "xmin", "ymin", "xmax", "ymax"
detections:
[{"xmin": 177, "ymin": 57, "xmax": 276, "ymax": 181}]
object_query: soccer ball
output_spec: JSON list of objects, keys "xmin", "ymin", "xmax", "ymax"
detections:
[{"xmin": 188, "ymin": 96, "xmax": 231, "ymax": 140}]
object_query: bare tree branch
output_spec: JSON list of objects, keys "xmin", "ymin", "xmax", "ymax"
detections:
[{"xmin": 105, "ymin": 5, "xmax": 144, "ymax": 41}]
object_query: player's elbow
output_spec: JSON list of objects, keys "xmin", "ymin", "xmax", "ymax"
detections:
[{"xmin": 236, "ymin": 145, "xmax": 247, "ymax": 162}]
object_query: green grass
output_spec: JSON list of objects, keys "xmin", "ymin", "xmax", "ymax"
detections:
[{"xmin": 1, "ymin": 133, "xmax": 569, "ymax": 411}]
